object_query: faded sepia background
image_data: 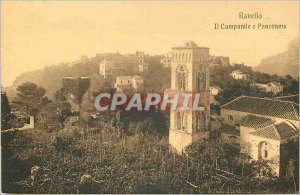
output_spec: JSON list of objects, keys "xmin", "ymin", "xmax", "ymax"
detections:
[
  {"xmin": 1, "ymin": 1, "xmax": 299, "ymax": 87},
  {"xmin": 1, "ymin": 1, "xmax": 299, "ymax": 194}
]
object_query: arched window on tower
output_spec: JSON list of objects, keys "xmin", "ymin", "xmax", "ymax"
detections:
[
  {"xmin": 196, "ymin": 72, "xmax": 201, "ymax": 91},
  {"xmin": 194, "ymin": 111, "xmax": 207, "ymax": 131},
  {"xmin": 194, "ymin": 111, "xmax": 200, "ymax": 130},
  {"xmin": 176, "ymin": 112, "xmax": 181, "ymax": 130},
  {"xmin": 182, "ymin": 73, "xmax": 186, "ymax": 90},
  {"xmin": 182, "ymin": 112, "xmax": 187, "ymax": 130},
  {"xmin": 200, "ymin": 72, "xmax": 206, "ymax": 90},
  {"xmin": 177, "ymin": 73, "xmax": 182, "ymax": 87},
  {"xmin": 196, "ymin": 72, "xmax": 206, "ymax": 91},
  {"xmin": 175, "ymin": 112, "xmax": 188, "ymax": 131},
  {"xmin": 176, "ymin": 66, "xmax": 188, "ymax": 91},
  {"xmin": 201, "ymin": 112, "xmax": 207, "ymax": 130}
]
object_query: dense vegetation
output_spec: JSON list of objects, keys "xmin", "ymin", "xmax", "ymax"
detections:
[
  {"xmin": 2, "ymin": 85, "xmax": 298, "ymax": 193},
  {"xmin": 1, "ymin": 92, "xmax": 11, "ymax": 130},
  {"xmin": 2, "ymin": 119, "xmax": 298, "ymax": 193}
]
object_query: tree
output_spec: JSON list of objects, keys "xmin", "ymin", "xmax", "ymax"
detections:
[
  {"xmin": 282, "ymin": 75, "xmax": 299, "ymax": 95},
  {"xmin": 1, "ymin": 91, "xmax": 12, "ymax": 130},
  {"xmin": 36, "ymin": 101, "xmax": 71, "ymax": 132},
  {"xmin": 14, "ymin": 82, "xmax": 48, "ymax": 116},
  {"xmin": 54, "ymin": 88, "xmax": 67, "ymax": 101}
]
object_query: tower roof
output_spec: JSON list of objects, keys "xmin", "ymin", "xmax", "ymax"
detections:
[
  {"xmin": 240, "ymin": 115, "xmax": 274, "ymax": 129},
  {"xmin": 250, "ymin": 122, "xmax": 298, "ymax": 140},
  {"xmin": 172, "ymin": 41, "xmax": 209, "ymax": 50}
]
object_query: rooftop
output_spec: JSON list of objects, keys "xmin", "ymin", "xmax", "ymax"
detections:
[
  {"xmin": 63, "ymin": 77, "xmax": 91, "ymax": 79},
  {"xmin": 221, "ymin": 96, "xmax": 299, "ymax": 121},
  {"xmin": 220, "ymin": 125, "xmax": 240, "ymax": 136},
  {"xmin": 210, "ymin": 86, "xmax": 223, "ymax": 90},
  {"xmin": 132, "ymin": 75, "xmax": 143, "ymax": 80},
  {"xmin": 275, "ymin": 94, "xmax": 299, "ymax": 104},
  {"xmin": 250, "ymin": 122, "xmax": 298, "ymax": 140},
  {"xmin": 240, "ymin": 115, "xmax": 274, "ymax": 129},
  {"xmin": 268, "ymin": 81, "xmax": 282, "ymax": 86},
  {"xmin": 116, "ymin": 76, "xmax": 132, "ymax": 79},
  {"xmin": 172, "ymin": 41, "xmax": 209, "ymax": 50},
  {"xmin": 231, "ymin": 70, "xmax": 246, "ymax": 75}
]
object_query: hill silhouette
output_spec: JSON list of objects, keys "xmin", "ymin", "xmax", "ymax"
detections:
[
  {"xmin": 11, "ymin": 53, "xmax": 134, "ymax": 98},
  {"xmin": 253, "ymin": 38, "xmax": 299, "ymax": 78}
]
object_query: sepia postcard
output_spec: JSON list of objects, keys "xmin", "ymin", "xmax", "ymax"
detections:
[{"xmin": 1, "ymin": 1, "xmax": 299, "ymax": 194}]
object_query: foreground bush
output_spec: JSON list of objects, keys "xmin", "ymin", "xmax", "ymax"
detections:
[{"xmin": 1, "ymin": 122, "xmax": 298, "ymax": 193}]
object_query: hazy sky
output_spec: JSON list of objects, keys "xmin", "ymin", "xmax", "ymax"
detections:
[{"xmin": 1, "ymin": 1, "xmax": 299, "ymax": 86}]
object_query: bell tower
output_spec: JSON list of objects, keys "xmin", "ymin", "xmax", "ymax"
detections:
[
  {"xmin": 169, "ymin": 41, "xmax": 210, "ymax": 153},
  {"xmin": 138, "ymin": 52, "xmax": 149, "ymax": 72}
]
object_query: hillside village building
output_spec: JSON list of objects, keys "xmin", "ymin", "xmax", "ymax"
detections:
[
  {"xmin": 114, "ymin": 75, "xmax": 144, "ymax": 92},
  {"xmin": 252, "ymin": 82, "xmax": 283, "ymax": 94},
  {"xmin": 160, "ymin": 52, "xmax": 172, "ymax": 68},
  {"xmin": 132, "ymin": 75, "xmax": 144, "ymax": 90},
  {"xmin": 220, "ymin": 96, "xmax": 299, "ymax": 176},
  {"xmin": 99, "ymin": 59, "xmax": 126, "ymax": 78},
  {"xmin": 99, "ymin": 55, "xmax": 138, "ymax": 78},
  {"xmin": 209, "ymin": 55, "xmax": 230, "ymax": 66},
  {"xmin": 168, "ymin": 41, "xmax": 210, "ymax": 153},
  {"xmin": 230, "ymin": 70, "xmax": 248, "ymax": 80}
]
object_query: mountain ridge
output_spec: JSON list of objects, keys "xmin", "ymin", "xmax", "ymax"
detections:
[{"xmin": 253, "ymin": 38, "xmax": 299, "ymax": 78}]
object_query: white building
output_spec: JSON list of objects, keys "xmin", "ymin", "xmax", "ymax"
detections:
[
  {"xmin": 210, "ymin": 86, "xmax": 222, "ymax": 96},
  {"xmin": 99, "ymin": 55, "xmax": 138, "ymax": 78},
  {"xmin": 220, "ymin": 96, "xmax": 299, "ymax": 176},
  {"xmin": 249, "ymin": 121, "xmax": 298, "ymax": 176},
  {"xmin": 230, "ymin": 70, "xmax": 248, "ymax": 80},
  {"xmin": 132, "ymin": 75, "xmax": 144, "ymax": 90},
  {"xmin": 114, "ymin": 75, "xmax": 144, "ymax": 92},
  {"xmin": 252, "ymin": 82, "xmax": 283, "ymax": 94},
  {"xmin": 114, "ymin": 76, "xmax": 133, "ymax": 92},
  {"xmin": 99, "ymin": 59, "xmax": 119, "ymax": 78}
]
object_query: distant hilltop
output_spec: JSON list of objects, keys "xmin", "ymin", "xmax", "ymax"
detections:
[
  {"xmin": 11, "ymin": 53, "xmax": 129, "ymax": 98},
  {"xmin": 253, "ymin": 38, "xmax": 299, "ymax": 78},
  {"xmin": 9, "ymin": 53, "xmax": 162, "ymax": 99}
]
